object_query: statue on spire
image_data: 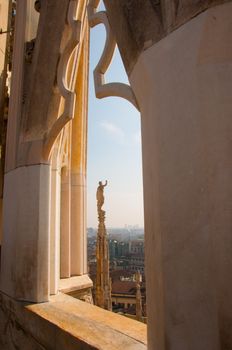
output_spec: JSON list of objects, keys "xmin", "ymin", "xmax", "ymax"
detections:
[
  {"xmin": 95, "ymin": 180, "xmax": 112, "ymax": 310},
  {"xmin": 96, "ymin": 180, "xmax": 107, "ymax": 214}
]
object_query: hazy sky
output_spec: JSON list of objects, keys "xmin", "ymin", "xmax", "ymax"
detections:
[{"xmin": 87, "ymin": 4, "xmax": 144, "ymax": 228}]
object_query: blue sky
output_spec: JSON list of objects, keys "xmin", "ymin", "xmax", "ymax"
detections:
[{"xmin": 87, "ymin": 5, "xmax": 144, "ymax": 228}]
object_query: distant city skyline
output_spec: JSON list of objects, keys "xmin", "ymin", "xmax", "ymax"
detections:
[{"xmin": 87, "ymin": 4, "xmax": 144, "ymax": 228}]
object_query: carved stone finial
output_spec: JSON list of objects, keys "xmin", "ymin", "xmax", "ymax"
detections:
[{"xmin": 136, "ymin": 270, "xmax": 143, "ymax": 321}]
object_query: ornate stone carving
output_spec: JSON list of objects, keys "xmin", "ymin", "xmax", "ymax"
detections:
[
  {"xmin": 43, "ymin": 0, "xmax": 81, "ymax": 160},
  {"xmin": 87, "ymin": 0, "xmax": 139, "ymax": 110},
  {"xmin": 135, "ymin": 271, "xmax": 143, "ymax": 322}
]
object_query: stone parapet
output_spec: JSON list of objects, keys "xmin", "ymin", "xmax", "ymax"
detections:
[{"xmin": 0, "ymin": 291, "xmax": 147, "ymax": 350}]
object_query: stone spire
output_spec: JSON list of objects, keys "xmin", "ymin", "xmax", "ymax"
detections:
[
  {"xmin": 95, "ymin": 181, "xmax": 112, "ymax": 311},
  {"xmin": 135, "ymin": 271, "xmax": 143, "ymax": 322}
]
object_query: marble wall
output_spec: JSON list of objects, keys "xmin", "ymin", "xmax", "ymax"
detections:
[{"xmin": 129, "ymin": 2, "xmax": 232, "ymax": 349}]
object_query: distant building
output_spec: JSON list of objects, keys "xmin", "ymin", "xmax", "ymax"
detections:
[
  {"xmin": 109, "ymin": 239, "xmax": 129, "ymax": 259},
  {"xmin": 111, "ymin": 271, "xmax": 146, "ymax": 322},
  {"xmin": 129, "ymin": 240, "xmax": 144, "ymax": 254}
]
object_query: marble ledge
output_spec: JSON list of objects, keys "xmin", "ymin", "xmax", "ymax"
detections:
[
  {"xmin": 58, "ymin": 274, "xmax": 93, "ymax": 294},
  {"xmin": 0, "ymin": 291, "xmax": 147, "ymax": 350}
]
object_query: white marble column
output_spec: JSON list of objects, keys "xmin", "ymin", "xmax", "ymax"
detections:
[
  {"xmin": 49, "ymin": 155, "xmax": 61, "ymax": 295},
  {"xmin": 60, "ymin": 167, "xmax": 71, "ymax": 278},
  {"xmin": 0, "ymin": 165, "xmax": 50, "ymax": 302},
  {"xmin": 70, "ymin": 173, "xmax": 86, "ymax": 275},
  {"xmin": 0, "ymin": 0, "xmax": 49, "ymax": 303},
  {"xmin": 70, "ymin": 23, "xmax": 89, "ymax": 276},
  {"xmin": 130, "ymin": 3, "xmax": 232, "ymax": 349}
]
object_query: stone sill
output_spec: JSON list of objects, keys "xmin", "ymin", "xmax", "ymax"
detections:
[
  {"xmin": 0, "ymin": 291, "xmax": 147, "ymax": 350},
  {"xmin": 59, "ymin": 274, "xmax": 93, "ymax": 294}
]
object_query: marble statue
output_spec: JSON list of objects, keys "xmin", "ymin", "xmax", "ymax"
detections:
[{"xmin": 96, "ymin": 180, "xmax": 107, "ymax": 213}]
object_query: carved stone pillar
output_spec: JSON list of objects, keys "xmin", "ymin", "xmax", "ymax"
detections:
[
  {"xmin": 0, "ymin": 0, "xmax": 83, "ymax": 302},
  {"xmin": 70, "ymin": 24, "xmax": 89, "ymax": 276},
  {"xmin": 50, "ymin": 145, "xmax": 61, "ymax": 295},
  {"xmin": 60, "ymin": 165, "xmax": 71, "ymax": 279},
  {"xmin": 103, "ymin": 1, "xmax": 232, "ymax": 349}
]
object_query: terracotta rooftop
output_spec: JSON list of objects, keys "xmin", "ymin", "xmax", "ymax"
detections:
[{"xmin": 112, "ymin": 280, "xmax": 136, "ymax": 295}]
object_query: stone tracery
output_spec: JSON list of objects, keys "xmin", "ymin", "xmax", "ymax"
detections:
[
  {"xmin": 87, "ymin": 0, "xmax": 139, "ymax": 110},
  {"xmin": 43, "ymin": 0, "xmax": 82, "ymax": 160}
]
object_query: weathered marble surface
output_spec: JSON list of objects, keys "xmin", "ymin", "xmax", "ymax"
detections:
[
  {"xmin": 0, "ymin": 165, "xmax": 50, "ymax": 302},
  {"xmin": 129, "ymin": 2, "xmax": 232, "ymax": 349},
  {"xmin": 103, "ymin": 0, "xmax": 231, "ymax": 73},
  {"xmin": 0, "ymin": 291, "xmax": 147, "ymax": 350},
  {"xmin": 0, "ymin": 292, "xmax": 46, "ymax": 350}
]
